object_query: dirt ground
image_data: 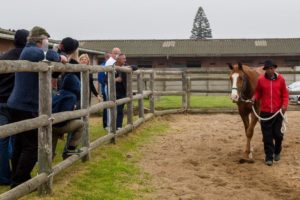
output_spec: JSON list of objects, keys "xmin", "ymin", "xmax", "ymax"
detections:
[{"xmin": 139, "ymin": 112, "xmax": 300, "ymax": 200}]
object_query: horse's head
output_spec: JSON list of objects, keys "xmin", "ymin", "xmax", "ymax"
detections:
[{"xmin": 228, "ymin": 63, "xmax": 248, "ymax": 102}]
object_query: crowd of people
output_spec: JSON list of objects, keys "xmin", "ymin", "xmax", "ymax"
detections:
[{"xmin": 0, "ymin": 26, "xmax": 130, "ymax": 188}]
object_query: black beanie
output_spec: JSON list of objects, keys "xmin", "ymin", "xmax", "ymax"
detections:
[
  {"xmin": 60, "ymin": 37, "xmax": 79, "ymax": 54},
  {"xmin": 14, "ymin": 29, "xmax": 29, "ymax": 48}
]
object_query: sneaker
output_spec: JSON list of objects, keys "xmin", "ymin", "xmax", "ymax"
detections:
[
  {"xmin": 265, "ymin": 160, "xmax": 273, "ymax": 166},
  {"xmin": 62, "ymin": 149, "xmax": 83, "ymax": 160},
  {"xmin": 274, "ymin": 154, "xmax": 281, "ymax": 161}
]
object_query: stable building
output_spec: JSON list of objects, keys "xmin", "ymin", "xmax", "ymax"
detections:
[
  {"xmin": 79, "ymin": 39, "xmax": 300, "ymax": 68},
  {"xmin": 0, "ymin": 28, "xmax": 104, "ymax": 64}
]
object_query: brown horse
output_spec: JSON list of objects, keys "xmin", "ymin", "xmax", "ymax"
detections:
[{"xmin": 228, "ymin": 63, "xmax": 264, "ymax": 162}]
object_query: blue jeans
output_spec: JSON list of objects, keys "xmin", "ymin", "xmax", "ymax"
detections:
[{"xmin": 0, "ymin": 103, "xmax": 13, "ymax": 185}]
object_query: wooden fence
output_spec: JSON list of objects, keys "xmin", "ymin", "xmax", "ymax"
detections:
[{"xmin": 1, "ymin": 61, "xmax": 300, "ymax": 199}]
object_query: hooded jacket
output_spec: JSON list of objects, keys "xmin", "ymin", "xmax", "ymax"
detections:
[
  {"xmin": 52, "ymin": 73, "xmax": 80, "ymax": 113},
  {"xmin": 253, "ymin": 73, "xmax": 289, "ymax": 113},
  {"xmin": 0, "ymin": 29, "xmax": 29, "ymax": 103},
  {"xmin": 52, "ymin": 73, "xmax": 80, "ymax": 127}
]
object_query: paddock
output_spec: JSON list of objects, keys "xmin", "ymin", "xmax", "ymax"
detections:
[
  {"xmin": 139, "ymin": 113, "xmax": 300, "ymax": 200},
  {"xmin": 1, "ymin": 60, "xmax": 300, "ymax": 199}
]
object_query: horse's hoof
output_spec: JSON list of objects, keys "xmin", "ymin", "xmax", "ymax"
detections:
[{"xmin": 239, "ymin": 158, "xmax": 255, "ymax": 164}]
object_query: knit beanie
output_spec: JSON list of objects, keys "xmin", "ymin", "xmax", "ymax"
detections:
[
  {"xmin": 60, "ymin": 37, "xmax": 79, "ymax": 54},
  {"xmin": 14, "ymin": 29, "xmax": 29, "ymax": 48}
]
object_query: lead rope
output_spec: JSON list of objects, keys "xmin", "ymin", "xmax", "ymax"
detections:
[{"xmin": 247, "ymin": 101, "xmax": 287, "ymax": 133}]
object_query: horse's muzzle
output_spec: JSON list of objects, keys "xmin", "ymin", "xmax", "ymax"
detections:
[{"xmin": 231, "ymin": 94, "xmax": 239, "ymax": 102}]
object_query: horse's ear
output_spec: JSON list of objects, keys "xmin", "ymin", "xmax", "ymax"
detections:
[
  {"xmin": 227, "ymin": 63, "xmax": 233, "ymax": 70},
  {"xmin": 238, "ymin": 62, "xmax": 243, "ymax": 70}
]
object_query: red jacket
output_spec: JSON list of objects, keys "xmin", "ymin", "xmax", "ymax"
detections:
[{"xmin": 253, "ymin": 73, "xmax": 288, "ymax": 113}]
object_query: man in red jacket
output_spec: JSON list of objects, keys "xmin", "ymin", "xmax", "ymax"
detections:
[{"xmin": 252, "ymin": 60, "xmax": 289, "ymax": 166}]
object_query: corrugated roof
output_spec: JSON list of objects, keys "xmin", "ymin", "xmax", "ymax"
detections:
[
  {"xmin": 0, "ymin": 28, "xmax": 15, "ymax": 35},
  {"xmin": 0, "ymin": 28, "xmax": 104, "ymax": 55},
  {"xmin": 79, "ymin": 39, "xmax": 300, "ymax": 57}
]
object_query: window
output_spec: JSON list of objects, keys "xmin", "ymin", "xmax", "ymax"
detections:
[
  {"xmin": 285, "ymin": 58, "xmax": 299, "ymax": 67},
  {"xmin": 138, "ymin": 59, "xmax": 152, "ymax": 68},
  {"xmin": 186, "ymin": 60, "xmax": 201, "ymax": 68}
]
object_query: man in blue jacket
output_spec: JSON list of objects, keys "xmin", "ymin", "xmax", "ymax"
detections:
[
  {"xmin": 0, "ymin": 29, "xmax": 29, "ymax": 185},
  {"xmin": 7, "ymin": 26, "xmax": 66, "ymax": 188}
]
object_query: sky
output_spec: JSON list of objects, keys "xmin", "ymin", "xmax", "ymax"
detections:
[{"xmin": 1, "ymin": 0, "xmax": 300, "ymax": 40}]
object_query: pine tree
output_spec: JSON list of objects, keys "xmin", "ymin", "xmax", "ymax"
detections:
[{"xmin": 190, "ymin": 7, "xmax": 212, "ymax": 39}]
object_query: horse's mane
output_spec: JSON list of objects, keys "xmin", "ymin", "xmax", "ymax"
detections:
[{"xmin": 241, "ymin": 65, "xmax": 264, "ymax": 77}]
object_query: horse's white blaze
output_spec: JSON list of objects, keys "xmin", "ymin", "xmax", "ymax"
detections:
[{"xmin": 231, "ymin": 73, "xmax": 239, "ymax": 101}]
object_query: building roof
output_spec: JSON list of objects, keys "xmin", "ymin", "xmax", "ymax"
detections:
[
  {"xmin": 0, "ymin": 28, "xmax": 105, "ymax": 55},
  {"xmin": 79, "ymin": 38, "xmax": 300, "ymax": 57}
]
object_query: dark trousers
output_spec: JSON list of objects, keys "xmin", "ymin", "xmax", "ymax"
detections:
[
  {"xmin": 102, "ymin": 92, "xmax": 107, "ymax": 128},
  {"xmin": 116, "ymin": 94, "xmax": 125, "ymax": 129},
  {"xmin": 0, "ymin": 103, "xmax": 14, "ymax": 185},
  {"xmin": 8, "ymin": 108, "xmax": 38, "ymax": 188},
  {"xmin": 260, "ymin": 112, "xmax": 284, "ymax": 161},
  {"xmin": 116, "ymin": 104, "xmax": 125, "ymax": 129}
]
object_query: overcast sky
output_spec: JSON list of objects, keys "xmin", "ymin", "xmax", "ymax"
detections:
[{"xmin": 1, "ymin": 0, "xmax": 300, "ymax": 40}]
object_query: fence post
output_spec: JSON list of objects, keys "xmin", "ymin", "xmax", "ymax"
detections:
[
  {"xmin": 137, "ymin": 71, "xmax": 144, "ymax": 118},
  {"xmin": 81, "ymin": 71, "xmax": 90, "ymax": 162},
  {"xmin": 149, "ymin": 71, "xmax": 155, "ymax": 113},
  {"xmin": 109, "ymin": 67, "xmax": 117, "ymax": 143},
  {"xmin": 182, "ymin": 70, "xmax": 188, "ymax": 110},
  {"xmin": 126, "ymin": 71, "xmax": 133, "ymax": 126},
  {"xmin": 187, "ymin": 76, "xmax": 191, "ymax": 110},
  {"xmin": 38, "ymin": 69, "xmax": 52, "ymax": 195}
]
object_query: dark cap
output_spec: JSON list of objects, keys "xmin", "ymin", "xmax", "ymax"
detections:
[
  {"xmin": 14, "ymin": 29, "xmax": 29, "ymax": 48},
  {"xmin": 29, "ymin": 26, "xmax": 50, "ymax": 39},
  {"xmin": 263, "ymin": 60, "xmax": 277, "ymax": 70},
  {"xmin": 60, "ymin": 37, "xmax": 79, "ymax": 54}
]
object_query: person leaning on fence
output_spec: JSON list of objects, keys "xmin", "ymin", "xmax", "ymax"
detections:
[
  {"xmin": 0, "ymin": 29, "xmax": 29, "ymax": 185},
  {"xmin": 115, "ymin": 54, "xmax": 128, "ymax": 129},
  {"xmin": 55, "ymin": 43, "xmax": 84, "ymax": 159},
  {"xmin": 98, "ymin": 53, "xmax": 111, "ymax": 129},
  {"xmin": 251, "ymin": 60, "xmax": 289, "ymax": 166},
  {"xmin": 104, "ymin": 47, "xmax": 121, "ymax": 131},
  {"xmin": 52, "ymin": 73, "xmax": 83, "ymax": 160},
  {"xmin": 6, "ymin": 26, "xmax": 67, "ymax": 188},
  {"xmin": 78, "ymin": 53, "xmax": 103, "ymax": 104}
]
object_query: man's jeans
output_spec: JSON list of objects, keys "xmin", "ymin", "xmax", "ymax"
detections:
[{"xmin": 0, "ymin": 103, "xmax": 13, "ymax": 185}]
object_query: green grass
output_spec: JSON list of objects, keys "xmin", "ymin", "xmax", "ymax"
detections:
[
  {"xmin": 139, "ymin": 96, "xmax": 236, "ymax": 110},
  {"xmin": 16, "ymin": 116, "xmax": 169, "ymax": 200},
  {"xmin": 0, "ymin": 96, "xmax": 235, "ymax": 198}
]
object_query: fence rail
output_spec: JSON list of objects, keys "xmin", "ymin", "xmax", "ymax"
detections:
[{"xmin": 0, "ymin": 61, "xmax": 299, "ymax": 199}]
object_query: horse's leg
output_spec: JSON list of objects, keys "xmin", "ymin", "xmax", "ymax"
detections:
[
  {"xmin": 246, "ymin": 112, "xmax": 258, "ymax": 160},
  {"xmin": 239, "ymin": 111, "xmax": 251, "ymax": 160}
]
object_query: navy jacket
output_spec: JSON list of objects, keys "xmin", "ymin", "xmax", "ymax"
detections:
[
  {"xmin": 0, "ymin": 48, "xmax": 24, "ymax": 103},
  {"xmin": 7, "ymin": 43, "xmax": 60, "ymax": 112},
  {"xmin": 52, "ymin": 73, "xmax": 80, "ymax": 127}
]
